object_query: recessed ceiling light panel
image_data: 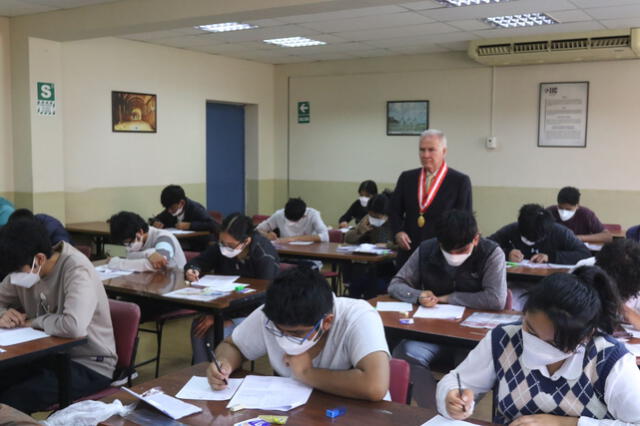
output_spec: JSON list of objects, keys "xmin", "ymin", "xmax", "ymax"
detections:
[
  {"xmin": 196, "ymin": 22, "xmax": 258, "ymax": 33},
  {"xmin": 484, "ymin": 13, "xmax": 558, "ymax": 28},
  {"xmin": 264, "ymin": 37, "xmax": 326, "ymax": 47},
  {"xmin": 434, "ymin": 0, "xmax": 514, "ymax": 6}
]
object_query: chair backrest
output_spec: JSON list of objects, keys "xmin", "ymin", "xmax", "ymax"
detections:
[
  {"xmin": 252, "ymin": 214, "xmax": 270, "ymax": 226},
  {"xmin": 109, "ymin": 299, "xmax": 141, "ymax": 371},
  {"xmin": 627, "ymin": 225, "xmax": 640, "ymax": 242},
  {"xmin": 278, "ymin": 262, "xmax": 296, "ymax": 273},
  {"xmin": 603, "ymin": 223, "xmax": 622, "ymax": 232},
  {"xmin": 328, "ymin": 229, "xmax": 344, "ymax": 243},
  {"xmin": 389, "ymin": 358, "xmax": 411, "ymax": 404},
  {"xmin": 209, "ymin": 211, "xmax": 223, "ymax": 224},
  {"xmin": 184, "ymin": 250, "xmax": 200, "ymax": 262},
  {"xmin": 74, "ymin": 244, "xmax": 92, "ymax": 259},
  {"xmin": 504, "ymin": 288, "xmax": 513, "ymax": 311}
]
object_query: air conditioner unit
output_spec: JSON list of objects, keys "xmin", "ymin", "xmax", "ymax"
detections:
[{"xmin": 468, "ymin": 28, "xmax": 640, "ymax": 66}]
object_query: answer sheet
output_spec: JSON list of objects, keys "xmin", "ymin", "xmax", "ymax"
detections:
[
  {"xmin": 413, "ymin": 304, "xmax": 465, "ymax": 320},
  {"xmin": 192, "ymin": 275, "xmax": 243, "ymax": 292},
  {"xmin": 121, "ymin": 387, "xmax": 201, "ymax": 420},
  {"xmin": 176, "ymin": 377, "xmax": 242, "ymax": 401},
  {"xmin": 376, "ymin": 301, "xmax": 413, "ymax": 312},
  {"xmin": 0, "ymin": 327, "xmax": 49, "ymax": 346},
  {"xmin": 422, "ymin": 414, "xmax": 475, "ymax": 425},
  {"xmin": 226, "ymin": 375, "xmax": 312, "ymax": 411},
  {"xmin": 94, "ymin": 265, "xmax": 134, "ymax": 280}
]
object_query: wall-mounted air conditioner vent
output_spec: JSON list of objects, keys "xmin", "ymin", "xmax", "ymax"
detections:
[
  {"xmin": 550, "ymin": 38, "xmax": 588, "ymax": 51},
  {"xmin": 477, "ymin": 44, "xmax": 511, "ymax": 56},
  {"xmin": 513, "ymin": 41, "xmax": 548, "ymax": 53},
  {"xmin": 590, "ymin": 35, "xmax": 630, "ymax": 49}
]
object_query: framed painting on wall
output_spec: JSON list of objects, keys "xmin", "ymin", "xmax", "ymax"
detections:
[
  {"xmin": 112, "ymin": 91, "xmax": 157, "ymax": 133},
  {"xmin": 386, "ymin": 100, "xmax": 429, "ymax": 136}
]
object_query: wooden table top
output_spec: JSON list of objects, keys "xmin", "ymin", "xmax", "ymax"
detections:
[
  {"xmin": 66, "ymin": 221, "xmax": 210, "ymax": 239},
  {"xmin": 370, "ymin": 295, "xmax": 522, "ymax": 346},
  {"xmin": 102, "ymin": 269, "xmax": 269, "ymax": 312},
  {"xmin": 100, "ymin": 363, "xmax": 493, "ymax": 426},
  {"xmin": 506, "ymin": 264, "xmax": 569, "ymax": 280},
  {"xmin": 610, "ymin": 229, "xmax": 626, "ymax": 239},
  {"xmin": 273, "ymin": 241, "xmax": 396, "ymax": 263},
  {"xmin": 0, "ymin": 335, "xmax": 87, "ymax": 368}
]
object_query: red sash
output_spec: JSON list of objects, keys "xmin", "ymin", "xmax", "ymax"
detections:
[{"xmin": 418, "ymin": 163, "xmax": 448, "ymax": 214}]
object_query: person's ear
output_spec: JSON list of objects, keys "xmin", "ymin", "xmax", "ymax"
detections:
[
  {"xmin": 34, "ymin": 253, "xmax": 47, "ymax": 268},
  {"xmin": 472, "ymin": 233, "xmax": 480, "ymax": 246},
  {"xmin": 322, "ymin": 313, "xmax": 335, "ymax": 332},
  {"xmin": 442, "ymin": 146, "xmax": 448, "ymax": 157}
]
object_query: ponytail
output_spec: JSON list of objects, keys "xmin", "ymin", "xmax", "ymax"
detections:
[{"xmin": 572, "ymin": 266, "xmax": 621, "ymax": 335}]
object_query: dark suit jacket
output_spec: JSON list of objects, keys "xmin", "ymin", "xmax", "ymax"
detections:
[
  {"xmin": 152, "ymin": 198, "xmax": 218, "ymax": 251},
  {"xmin": 390, "ymin": 167, "xmax": 472, "ymax": 262}
]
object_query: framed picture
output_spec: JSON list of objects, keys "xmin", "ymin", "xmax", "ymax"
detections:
[
  {"xmin": 538, "ymin": 82, "xmax": 588, "ymax": 148},
  {"xmin": 386, "ymin": 100, "xmax": 429, "ymax": 136},
  {"xmin": 112, "ymin": 91, "xmax": 157, "ymax": 133}
]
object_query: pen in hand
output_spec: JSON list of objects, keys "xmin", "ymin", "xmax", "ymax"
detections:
[
  {"xmin": 205, "ymin": 341, "xmax": 228, "ymax": 385},
  {"xmin": 457, "ymin": 372, "xmax": 466, "ymax": 413}
]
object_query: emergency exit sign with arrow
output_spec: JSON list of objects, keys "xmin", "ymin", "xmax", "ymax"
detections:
[{"xmin": 298, "ymin": 101, "xmax": 310, "ymax": 124}]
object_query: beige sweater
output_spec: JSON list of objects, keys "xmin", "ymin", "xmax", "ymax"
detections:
[{"xmin": 0, "ymin": 242, "xmax": 117, "ymax": 379}]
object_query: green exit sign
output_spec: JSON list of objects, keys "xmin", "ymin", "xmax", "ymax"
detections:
[{"xmin": 298, "ymin": 101, "xmax": 310, "ymax": 124}]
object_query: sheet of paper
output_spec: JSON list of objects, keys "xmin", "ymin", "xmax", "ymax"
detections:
[
  {"xmin": 0, "ymin": 327, "xmax": 49, "ymax": 346},
  {"xmin": 413, "ymin": 304, "xmax": 465, "ymax": 320},
  {"xmin": 461, "ymin": 312, "xmax": 522, "ymax": 329},
  {"xmin": 287, "ymin": 241, "xmax": 314, "ymax": 246},
  {"xmin": 376, "ymin": 301, "xmax": 413, "ymax": 312},
  {"xmin": 176, "ymin": 377, "xmax": 242, "ymax": 401},
  {"xmin": 226, "ymin": 375, "xmax": 312, "ymax": 411},
  {"xmin": 121, "ymin": 387, "xmax": 201, "ymax": 420},
  {"xmin": 165, "ymin": 228, "xmax": 196, "ymax": 235},
  {"xmin": 625, "ymin": 343, "xmax": 640, "ymax": 357},
  {"xmin": 0, "ymin": 348, "xmax": 5, "ymax": 353},
  {"xmin": 95, "ymin": 265, "xmax": 134, "ymax": 280},
  {"xmin": 510, "ymin": 260, "xmax": 574, "ymax": 269},
  {"xmin": 163, "ymin": 287, "xmax": 222, "ymax": 302},
  {"xmin": 422, "ymin": 414, "xmax": 475, "ymax": 425},
  {"xmin": 584, "ymin": 242, "xmax": 603, "ymax": 252},
  {"xmin": 353, "ymin": 243, "xmax": 391, "ymax": 255},
  {"xmin": 336, "ymin": 245, "xmax": 357, "ymax": 252}
]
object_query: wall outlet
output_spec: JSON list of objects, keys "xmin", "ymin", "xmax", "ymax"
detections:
[{"xmin": 486, "ymin": 136, "xmax": 497, "ymax": 150}]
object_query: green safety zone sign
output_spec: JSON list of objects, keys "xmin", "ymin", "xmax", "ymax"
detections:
[
  {"xmin": 297, "ymin": 101, "xmax": 310, "ymax": 124},
  {"xmin": 37, "ymin": 82, "xmax": 56, "ymax": 116}
]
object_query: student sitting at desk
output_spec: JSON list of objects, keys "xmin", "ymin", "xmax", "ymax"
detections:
[
  {"xmin": 547, "ymin": 186, "xmax": 612, "ymax": 244},
  {"xmin": 151, "ymin": 184, "xmax": 217, "ymax": 251},
  {"xmin": 8, "ymin": 208, "xmax": 71, "ymax": 245},
  {"xmin": 489, "ymin": 203, "xmax": 591, "ymax": 265},
  {"xmin": 185, "ymin": 213, "xmax": 279, "ymax": 364},
  {"xmin": 388, "ymin": 209, "xmax": 506, "ymax": 408},
  {"xmin": 108, "ymin": 211, "xmax": 186, "ymax": 271},
  {"xmin": 256, "ymin": 197, "xmax": 329, "ymax": 243},
  {"xmin": 207, "ymin": 267, "xmax": 390, "ymax": 401},
  {"xmin": 437, "ymin": 266, "xmax": 640, "ymax": 425},
  {"xmin": 344, "ymin": 193, "xmax": 395, "ymax": 299},
  {"xmin": 0, "ymin": 220, "xmax": 117, "ymax": 413},
  {"xmin": 338, "ymin": 180, "xmax": 378, "ymax": 228}
]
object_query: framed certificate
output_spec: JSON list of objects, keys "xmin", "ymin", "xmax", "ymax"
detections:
[{"xmin": 538, "ymin": 82, "xmax": 588, "ymax": 148}]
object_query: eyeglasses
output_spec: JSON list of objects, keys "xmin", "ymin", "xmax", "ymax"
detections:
[{"xmin": 264, "ymin": 317, "xmax": 323, "ymax": 344}]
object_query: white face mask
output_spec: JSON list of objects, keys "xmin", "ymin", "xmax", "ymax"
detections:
[
  {"xmin": 10, "ymin": 258, "xmax": 42, "ymax": 289},
  {"xmin": 126, "ymin": 234, "xmax": 144, "ymax": 252},
  {"xmin": 441, "ymin": 247, "xmax": 472, "ymax": 267},
  {"xmin": 368, "ymin": 215, "xmax": 387, "ymax": 228},
  {"xmin": 521, "ymin": 329, "xmax": 573, "ymax": 369},
  {"xmin": 219, "ymin": 242, "xmax": 245, "ymax": 258},
  {"xmin": 359, "ymin": 196, "xmax": 370, "ymax": 207},
  {"xmin": 274, "ymin": 320, "xmax": 324, "ymax": 356},
  {"xmin": 521, "ymin": 236, "xmax": 536, "ymax": 246},
  {"xmin": 170, "ymin": 204, "xmax": 184, "ymax": 217},
  {"xmin": 558, "ymin": 208, "xmax": 576, "ymax": 222}
]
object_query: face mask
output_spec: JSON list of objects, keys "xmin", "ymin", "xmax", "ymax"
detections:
[
  {"xmin": 171, "ymin": 204, "xmax": 184, "ymax": 217},
  {"xmin": 521, "ymin": 329, "xmax": 573, "ymax": 368},
  {"xmin": 10, "ymin": 258, "xmax": 42, "ymax": 289},
  {"xmin": 274, "ymin": 320, "xmax": 324, "ymax": 356},
  {"xmin": 441, "ymin": 247, "xmax": 472, "ymax": 267},
  {"xmin": 521, "ymin": 236, "xmax": 536, "ymax": 246},
  {"xmin": 368, "ymin": 215, "xmax": 387, "ymax": 228},
  {"xmin": 126, "ymin": 235, "xmax": 144, "ymax": 252},
  {"xmin": 359, "ymin": 196, "xmax": 370, "ymax": 207},
  {"xmin": 219, "ymin": 242, "xmax": 245, "ymax": 258},
  {"xmin": 558, "ymin": 208, "xmax": 576, "ymax": 222}
]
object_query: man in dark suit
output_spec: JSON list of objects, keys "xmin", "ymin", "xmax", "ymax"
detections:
[{"xmin": 390, "ymin": 129, "xmax": 472, "ymax": 267}]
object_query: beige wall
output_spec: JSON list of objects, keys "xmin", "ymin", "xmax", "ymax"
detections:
[
  {"xmin": 0, "ymin": 17, "xmax": 13, "ymax": 196},
  {"xmin": 275, "ymin": 52, "xmax": 640, "ymax": 234}
]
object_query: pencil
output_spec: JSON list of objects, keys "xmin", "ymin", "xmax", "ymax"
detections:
[
  {"xmin": 205, "ymin": 341, "xmax": 228, "ymax": 385},
  {"xmin": 457, "ymin": 372, "xmax": 466, "ymax": 413}
]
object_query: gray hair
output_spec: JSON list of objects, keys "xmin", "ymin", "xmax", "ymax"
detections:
[{"xmin": 419, "ymin": 129, "xmax": 447, "ymax": 148}]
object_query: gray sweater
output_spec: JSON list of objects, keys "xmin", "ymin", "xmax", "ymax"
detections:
[{"xmin": 0, "ymin": 242, "xmax": 117, "ymax": 379}]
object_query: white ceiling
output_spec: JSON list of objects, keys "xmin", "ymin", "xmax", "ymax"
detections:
[{"xmin": 4, "ymin": 0, "xmax": 640, "ymax": 64}]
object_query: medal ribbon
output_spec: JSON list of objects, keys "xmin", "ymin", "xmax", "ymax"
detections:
[{"xmin": 418, "ymin": 162, "xmax": 448, "ymax": 214}]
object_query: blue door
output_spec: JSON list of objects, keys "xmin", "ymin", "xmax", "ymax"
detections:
[{"xmin": 206, "ymin": 102, "xmax": 245, "ymax": 215}]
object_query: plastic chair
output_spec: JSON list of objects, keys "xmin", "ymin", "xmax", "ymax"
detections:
[
  {"xmin": 328, "ymin": 229, "xmax": 345, "ymax": 243},
  {"xmin": 389, "ymin": 358, "xmax": 412, "ymax": 404},
  {"xmin": 209, "ymin": 211, "xmax": 223, "ymax": 224},
  {"xmin": 603, "ymin": 223, "xmax": 622, "ymax": 232},
  {"xmin": 252, "ymin": 214, "xmax": 270, "ymax": 226},
  {"xmin": 184, "ymin": 250, "xmax": 201, "ymax": 262}
]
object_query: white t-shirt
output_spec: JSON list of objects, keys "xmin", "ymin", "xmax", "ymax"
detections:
[
  {"xmin": 256, "ymin": 208, "xmax": 329, "ymax": 242},
  {"xmin": 232, "ymin": 297, "xmax": 390, "ymax": 376}
]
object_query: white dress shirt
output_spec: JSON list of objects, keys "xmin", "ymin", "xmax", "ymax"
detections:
[
  {"xmin": 436, "ymin": 330, "xmax": 640, "ymax": 426},
  {"xmin": 256, "ymin": 207, "xmax": 329, "ymax": 242}
]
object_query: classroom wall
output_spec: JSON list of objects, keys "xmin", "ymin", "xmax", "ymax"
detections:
[
  {"xmin": 275, "ymin": 52, "xmax": 640, "ymax": 234},
  {"xmin": 0, "ymin": 17, "xmax": 13, "ymax": 200}
]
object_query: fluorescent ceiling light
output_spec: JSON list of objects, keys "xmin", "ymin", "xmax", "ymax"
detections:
[
  {"xmin": 484, "ymin": 13, "xmax": 558, "ymax": 28},
  {"xmin": 264, "ymin": 37, "xmax": 326, "ymax": 47},
  {"xmin": 196, "ymin": 22, "xmax": 258, "ymax": 32},
  {"xmin": 434, "ymin": 0, "xmax": 514, "ymax": 6}
]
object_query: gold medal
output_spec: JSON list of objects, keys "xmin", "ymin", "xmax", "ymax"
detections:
[{"xmin": 417, "ymin": 214, "xmax": 425, "ymax": 228}]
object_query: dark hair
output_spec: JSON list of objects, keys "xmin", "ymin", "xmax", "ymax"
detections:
[
  {"xmin": 524, "ymin": 266, "xmax": 621, "ymax": 352},
  {"xmin": 221, "ymin": 213, "xmax": 255, "ymax": 242},
  {"xmin": 435, "ymin": 210, "xmax": 478, "ymax": 251},
  {"xmin": 160, "ymin": 185, "xmax": 186, "ymax": 208},
  {"xmin": 358, "ymin": 180, "xmax": 378, "ymax": 196},
  {"xmin": 367, "ymin": 194, "xmax": 389, "ymax": 215},
  {"xmin": 557, "ymin": 186, "xmax": 581, "ymax": 206},
  {"xmin": 109, "ymin": 211, "xmax": 149, "ymax": 244},
  {"xmin": 596, "ymin": 239, "xmax": 640, "ymax": 301},
  {"xmin": 284, "ymin": 198, "xmax": 306, "ymax": 222},
  {"xmin": 0, "ymin": 219, "xmax": 53, "ymax": 275},
  {"xmin": 517, "ymin": 203, "xmax": 553, "ymax": 242},
  {"xmin": 8, "ymin": 208, "xmax": 35, "ymax": 223},
  {"xmin": 263, "ymin": 267, "xmax": 334, "ymax": 326}
]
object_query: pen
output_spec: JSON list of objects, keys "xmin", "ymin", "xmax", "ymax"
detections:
[
  {"xmin": 205, "ymin": 341, "xmax": 228, "ymax": 385},
  {"xmin": 457, "ymin": 372, "xmax": 466, "ymax": 413}
]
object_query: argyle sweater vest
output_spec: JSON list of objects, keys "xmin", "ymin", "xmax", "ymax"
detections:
[{"xmin": 491, "ymin": 323, "xmax": 627, "ymax": 424}]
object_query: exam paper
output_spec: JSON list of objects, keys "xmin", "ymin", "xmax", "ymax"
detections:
[
  {"xmin": 376, "ymin": 301, "xmax": 413, "ymax": 312},
  {"xmin": 513, "ymin": 260, "xmax": 573, "ymax": 269},
  {"xmin": 176, "ymin": 377, "xmax": 242, "ymax": 401},
  {"xmin": 164, "ymin": 287, "xmax": 222, "ymax": 302},
  {"xmin": 585, "ymin": 242, "xmax": 603, "ymax": 252},
  {"xmin": 165, "ymin": 228, "xmax": 196, "ymax": 235},
  {"xmin": 226, "ymin": 375, "xmax": 312, "ymax": 411},
  {"xmin": 422, "ymin": 414, "xmax": 475, "ymax": 425},
  {"xmin": 288, "ymin": 241, "xmax": 314, "ymax": 246},
  {"xmin": 192, "ymin": 275, "xmax": 244, "ymax": 292},
  {"xmin": 461, "ymin": 312, "xmax": 522, "ymax": 329},
  {"xmin": 121, "ymin": 387, "xmax": 201, "ymax": 420},
  {"xmin": 0, "ymin": 327, "xmax": 49, "ymax": 346},
  {"xmin": 413, "ymin": 304, "xmax": 465, "ymax": 320},
  {"xmin": 95, "ymin": 265, "xmax": 134, "ymax": 280},
  {"xmin": 353, "ymin": 243, "xmax": 391, "ymax": 255}
]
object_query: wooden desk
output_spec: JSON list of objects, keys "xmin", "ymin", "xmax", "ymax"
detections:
[
  {"xmin": 0, "ymin": 336, "xmax": 87, "ymax": 408},
  {"xmin": 103, "ymin": 269, "xmax": 269, "ymax": 346},
  {"xmin": 610, "ymin": 229, "xmax": 626, "ymax": 239},
  {"xmin": 100, "ymin": 363, "xmax": 493, "ymax": 426},
  {"xmin": 506, "ymin": 264, "xmax": 569, "ymax": 282},
  {"xmin": 370, "ymin": 295, "xmax": 521, "ymax": 349},
  {"xmin": 273, "ymin": 241, "xmax": 395, "ymax": 263},
  {"xmin": 67, "ymin": 221, "xmax": 210, "ymax": 258}
]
